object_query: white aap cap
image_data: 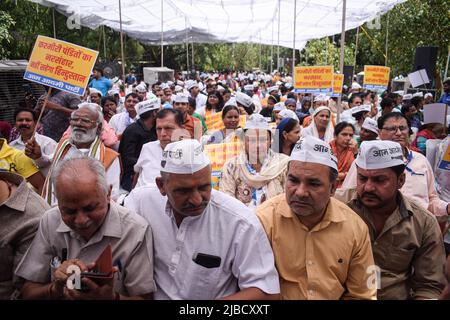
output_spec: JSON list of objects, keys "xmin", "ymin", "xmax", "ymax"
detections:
[
  {"xmin": 224, "ymin": 97, "xmax": 238, "ymax": 108},
  {"xmin": 279, "ymin": 109, "xmax": 299, "ymax": 122},
  {"xmin": 108, "ymin": 88, "xmax": 120, "ymax": 96},
  {"xmin": 174, "ymin": 85, "xmax": 183, "ymax": 93},
  {"xmin": 244, "ymin": 84, "xmax": 254, "ymax": 91},
  {"xmin": 402, "ymin": 94, "xmax": 413, "ymax": 100},
  {"xmin": 186, "ymin": 80, "xmax": 199, "ymax": 91},
  {"xmin": 412, "ymin": 92, "xmax": 423, "ymax": 98},
  {"xmin": 424, "ymin": 93, "xmax": 433, "ymax": 99},
  {"xmin": 273, "ymin": 102, "xmax": 286, "ymax": 112},
  {"xmin": 351, "ymin": 104, "xmax": 371, "ymax": 115},
  {"xmin": 135, "ymin": 95, "xmax": 160, "ymax": 116},
  {"xmin": 235, "ymin": 92, "xmax": 253, "ymax": 108},
  {"xmin": 135, "ymin": 84, "xmax": 147, "ymax": 93},
  {"xmin": 290, "ymin": 136, "xmax": 338, "ymax": 171},
  {"xmin": 174, "ymin": 93, "xmax": 189, "ymax": 104},
  {"xmin": 361, "ymin": 117, "xmax": 379, "ymax": 135},
  {"xmin": 351, "ymin": 82, "xmax": 362, "ymax": 89},
  {"xmin": 244, "ymin": 113, "xmax": 270, "ymax": 131},
  {"xmin": 89, "ymin": 88, "xmax": 102, "ymax": 96},
  {"xmin": 268, "ymin": 86, "xmax": 279, "ymax": 93},
  {"xmin": 161, "ymin": 139, "xmax": 210, "ymax": 174},
  {"xmin": 313, "ymin": 94, "xmax": 328, "ymax": 102},
  {"xmin": 356, "ymin": 140, "xmax": 404, "ymax": 170}
]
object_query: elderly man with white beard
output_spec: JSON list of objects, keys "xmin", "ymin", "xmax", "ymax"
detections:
[{"xmin": 27, "ymin": 103, "xmax": 121, "ymax": 206}]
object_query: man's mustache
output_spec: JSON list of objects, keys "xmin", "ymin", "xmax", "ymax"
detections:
[{"xmin": 361, "ymin": 192, "xmax": 381, "ymax": 201}]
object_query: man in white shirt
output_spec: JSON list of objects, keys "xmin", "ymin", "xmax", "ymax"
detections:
[
  {"xmin": 125, "ymin": 139, "xmax": 280, "ymax": 300},
  {"xmin": 10, "ymin": 109, "xmax": 56, "ymax": 176},
  {"xmin": 187, "ymin": 80, "xmax": 207, "ymax": 111},
  {"xmin": 133, "ymin": 108, "xmax": 186, "ymax": 188},
  {"xmin": 109, "ymin": 92, "xmax": 140, "ymax": 136}
]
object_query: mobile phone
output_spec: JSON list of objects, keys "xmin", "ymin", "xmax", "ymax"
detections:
[{"xmin": 192, "ymin": 253, "xmax": 221, "ymax": 269}]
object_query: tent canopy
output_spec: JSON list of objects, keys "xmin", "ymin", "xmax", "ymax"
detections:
[{"xmin": 31, "ymin": 0, "xmax": 406, "ymax": 50}]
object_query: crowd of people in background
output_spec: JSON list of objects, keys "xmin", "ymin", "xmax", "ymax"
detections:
[{"xmin": 0, "ymin": 66, "xmax": 449, "ymax": 300}]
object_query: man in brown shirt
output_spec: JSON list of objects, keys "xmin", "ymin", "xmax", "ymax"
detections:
[
  {"xmin": 0, "ymin": 170, "xmax": 49, "ymax": 299},
  {"xmin": 172, "ymin": 93, "xmax": 203, "ymax": 140},
  {"xmin": 335, "ymin": 140, "xmax": 446, "ymax": 300}
]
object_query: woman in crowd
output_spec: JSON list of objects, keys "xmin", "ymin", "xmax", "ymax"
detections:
[
  {"xmin": 300, "ymin": 106, "xmax": 334, "ymax": 143},
  {"xmin": 197, "ymin": 90, "xmax": 224, "ymax": 118},
  {"xmin": 330, "ymin": 122, "xmax": 356, "ymax": 188},
  {"xmin": 274, "ymin": 117, "xmax": 301, "ymax": 156},
  {"xmin": 220, "ymin": 114, "xmax": 289, "ymax": 208},
  {"xmin": 101, "ymin": 96, "xmax": 118, "ymax": 123},
  {"xmin": 206, "ymin": 104, "xmax": 242, "ymax": 144}
]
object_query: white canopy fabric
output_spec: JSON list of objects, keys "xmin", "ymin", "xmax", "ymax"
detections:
[{"xmin": 31, "ymin": 0, "xmax": 406, "ymax": 50}]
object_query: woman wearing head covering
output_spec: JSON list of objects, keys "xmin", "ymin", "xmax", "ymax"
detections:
[
  {"xmin": 219, "ymin": 114, "xmax": 290, "ymax": 208},
  {"xmin": 300, "ymin": 106, "xmax": 334, "ymax": 143},
  {"xmin": 274, "ymin": 118, "xmax": 301, "ymax": 156},
  {"xmin": 329, "ymin": 122, "xmax": 356, "ymax": 188}
]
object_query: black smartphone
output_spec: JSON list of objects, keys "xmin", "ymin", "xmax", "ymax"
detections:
[{"xmin": 192, "ymin": 253, "xmax": 221, "ymax": 269}]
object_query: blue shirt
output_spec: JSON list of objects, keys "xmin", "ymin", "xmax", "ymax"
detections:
[
  {"xmin": 89, "ymin": 76, "xmax": 112, "ymax": 96},
  {"xmin": 438, "ymin": 92, "xmax": 450, "ymax": 106}
]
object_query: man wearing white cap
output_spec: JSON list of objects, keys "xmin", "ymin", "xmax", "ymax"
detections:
[
  {"xmin": 256, "ymin": 136, "xmax": 376, "ymax": 300},
  {"xmin": 357, "ymin": 117, "xmax": 379, "ymax": 147},
  {"xmin": 88, "ymin": 87, "xmax": 102, "ymax": 105},
  {"xmin": 187, "ymin": 80, "xmax": 207, "ymax": 110},
  {"xmin": 109, "ymin": 92, "xmax": 140, "ymax": 136},
  {"xmin": 135, "ymin": 84, "xmax": 148, "ymax": 101},
  {"xmin": 341, "ymin": 112, "xmax": 450, "ymax": 218},
  {"xmin": 351, "ymin": 104, "xmax": 371, "ymax": 136},
  {"xmin": 119, "ymin": 97, "xmax": 159, "ymax": 191},
  {"xmin": 125, "ymin": 139, "xmax": 280, "ymax": 300},
  {"xmin": 235, "ymin": 91, "xmax": 255, "ymax": 115},
  {"xmin": 220, "ymin": 114, "xmax": 290, "ymax": 208},
  {"xmin": 336, "ymin": 140, "xmax": 446, "ymax": 300},
  {"xmin": 172, "ymin": 93, "xmax": 203, "ymax": 140}
]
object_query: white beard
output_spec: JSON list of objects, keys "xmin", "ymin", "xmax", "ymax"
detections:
[{"xmin": 70, "ymin": 126, "xmax": 98, "ymax": 145}]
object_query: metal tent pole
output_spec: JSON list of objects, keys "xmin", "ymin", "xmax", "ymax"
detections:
[
  {"xmin": 337, "ymin": 0, "xmax": 346, "ymax": 123},
  {"xmin": 119, "ymin": 0, "xmax": 125, "ymax": 80},
  {"xmin": 161, "ymin": 0, "xmax": 164, "ymax": 67},
  {"xmin": 292, "ymin": 0, "xmax": 297, "ymax": 75}
]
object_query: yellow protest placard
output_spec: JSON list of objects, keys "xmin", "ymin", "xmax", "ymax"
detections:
[
  {"xmin": 294, "ymin": 66, "xmax": 333, "ymax": 94},
  {"xmin": 363, "ymin": 65, "xmax": 390, "ymax": 91},
  {"xmin": 332, "ymin": 74, "xmax": 344, "ymax": 97},
  {"xmin": 204, "ymin": 141, "xmax": 241, "ymax": 189},
  {"xmin": 24, "ymin": 35, "xmax": 99, "ymax": 96}
]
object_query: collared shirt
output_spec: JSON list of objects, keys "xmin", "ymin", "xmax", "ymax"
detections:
[
  {"xmin": 0, "ymin": 171, "xmax": 49, "ymax": 299},
  {"xmin": 36, "ymin": 91, "xmax": 81, "ymax": 142},
  {"xmin": 9, "ymin": 133, "xmax": 57, "ymax": 176},
  {"xmin": 89, "ymin": 76, "xmax": 112, "ymax": 96},
  {"xmin": 191, "ymin": 93, "xmax": 207, "ymax": 111},
  {"xmin": 256, "ymin": 194, "xmax": 376, "ymax": 300},
  {"xmin": 119, "ymin": 119, "xmax": 157, "ymax": 191},
  {"xmin": 133, "ymin": 140, "xmax": 163, "ymax": 187},
  {"xmin": 15, "ymin": 202, "xmax": 156, "ymax": 297},
  {"xmin": 124, "ymin": 186, "xmax": 280, "ymax": 300},
  {"xmin": 438, "ymin": 92, "xmax": 450, "ymax": 106},
  {"xmin": 0, "ymin": 139, "xmax": 40, "ymax": 179},
  {"xmin": 109, "ymin": 111, "xmax": 138, "ymax": 136},
  {"xmin": 337, "ymin": 189, "xmax": 446, "ymax": 300},
  {"xmin": 341, "ymin": 150, "xmax": 448, "ymax": 216}
]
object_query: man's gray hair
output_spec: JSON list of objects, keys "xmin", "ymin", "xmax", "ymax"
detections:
[
  {"xmin": 74, "ymin": 102, "xmax": 104, "ymax": 124},
  {"xmin": 51, "ymin": 156, "xmax": 109, "ymax": 196}
]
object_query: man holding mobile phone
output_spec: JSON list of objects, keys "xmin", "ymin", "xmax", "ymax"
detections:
[{"xmin": 125, "ymin": 139, "xmax": 280, "ymax": 300}]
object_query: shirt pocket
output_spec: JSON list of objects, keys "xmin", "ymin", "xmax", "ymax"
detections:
[
  {"xmin": 184, "ymin": 261, "xmax": 222, "ymax": 299},
  {"xmin": 387, "ymin": 247, "xmax": 415, "ymax": 273}
]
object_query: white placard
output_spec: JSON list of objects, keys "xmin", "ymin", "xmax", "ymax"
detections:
[
  {"xmin": 423, "ymin": 103, "xmax": 449, "ymax": 125},
  {"xmin": 408, "ymin": 69, "xmax": 430, "ymax": 88}
]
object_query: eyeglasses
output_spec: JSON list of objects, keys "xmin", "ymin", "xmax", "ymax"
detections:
[
  {"xmin": 70, "ymin": 117, "xmax": 97, "ymax": 125},
  {"xmin": 381, "ymin": 125, "xmax": 409, "ymax": 133}
]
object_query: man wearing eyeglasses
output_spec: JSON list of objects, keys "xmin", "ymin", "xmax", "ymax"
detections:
[
  {"xmin": 340, "ymin": 112, "xmax": 450, "ymax": 219},
  {"xmin": 27, "ymin": 103, "xmax": 121, "ymax": 206}
]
